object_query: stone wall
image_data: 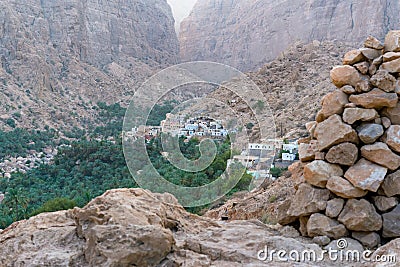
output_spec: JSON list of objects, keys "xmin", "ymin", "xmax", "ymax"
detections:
[{"xmin": 280, "ymin": 31, "xmax": 400, "ymax": 249}]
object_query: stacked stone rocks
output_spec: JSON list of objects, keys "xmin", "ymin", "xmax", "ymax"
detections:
[{"xmin": 279, "ymin": 31, "xmax": 400, "ymax": 248}]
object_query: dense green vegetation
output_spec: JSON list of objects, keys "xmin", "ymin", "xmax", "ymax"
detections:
[
  {"xmin": 0, "ymin": 102, "xmax": 252, "ymax": 228},
  {"xmin": 0, "ymin": 128, "xmax": 64, "ymax": 160}
]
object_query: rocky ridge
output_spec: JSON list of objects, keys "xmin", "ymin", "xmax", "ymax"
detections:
[
  {"xmin": 276, "ymin": 31, "xmax": 400, "ymax": 247},
  {"xmin": 0, "ymin": 188, "xmax": 331, "ymax": 267},
  {"xmin": 0, "ymin": 0, "xmax": 179, "ymax": 131},
  {"xmin": 180, "ymin": 0, "xmax": 400, "ymax": 71}
]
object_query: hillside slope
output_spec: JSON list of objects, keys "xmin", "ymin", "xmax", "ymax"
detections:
[
  {"xmin": 180, "ymin": 0, "xmax": 399, "ymax": 71},
  {"xmin": 0, "ymin": 0, "xmax": 179, "ymax": 131}
]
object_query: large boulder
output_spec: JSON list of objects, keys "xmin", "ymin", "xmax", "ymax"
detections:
[
  {"xmin": 306, "ymin": 213, "xmax": 348, "ymax": 239},
  {"xmin": 382, "ymin": 205, "xmax": 400, "ymax": 238},
  {"xmin": 383, "ymin": 125, "xmax": 400, "ymax": 153},
  {"xmin": 344, "ymin": 159, "xmax": 387, "ymax": 192},
  {"xmin": 361, "ymin": 142, "xmax": 400, "ymax": 170},
  {"xmin": 356, "ymin": 123, "xmax": 384, "ymax": 144},
  {"xmin": 342, "ymin": 107, "xmax": 379, "ymax": 124},
  {"xmin": 287, "ymin": 183, "xmax": 330, "ymax": 217},
  {"xmin": 316, "ymin": 90, "xmax": 349, "ymax": 122},
  {"xmin": 325, "ymin": 143, "xmax": 358, "ymax": 166},
  {"xmin": 330, "ymin": 65, "xmax": 363, "ymax": 88},
  {"xmin": 338, "ymin": 199, "xmax": 382, "ymax": 232},
  {"xmin": 314, "ymin": 115, "xmax": 359, "ymax": 151},
  {"xmin": 303, "ymin": 160, "xmax": 343, "ymax": 188},
  {"xmin": 349, "ymin": 88, "xmax": 398, "ymax": 109},
  {"xmin": 384, "ymin": 30, "xmax": 400, "ymax": 52},
  {"xmin": 326, "ymin": 176, "xmax": 367, "ymax": 199}
]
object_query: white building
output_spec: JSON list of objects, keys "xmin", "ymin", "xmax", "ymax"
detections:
[
  {"xmin": 249, "ymin": 143, "xmax": 275, "ymax": 151},
  {"xmin": 282, "ymin": 153, "xmax": 296, "ymax": 161}
]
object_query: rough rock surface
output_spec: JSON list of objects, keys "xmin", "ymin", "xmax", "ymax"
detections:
[
  {"xmin": 381, "ymin": 170, "xmax": 400, "ymax": 197},
  {"xmin": 357, "ymin": 124, "xmax": 384, "ymax": 144},
  {"xmin": 314, "ymin": 115, "xmax": 359, "ymax": 151},
  {"xmin": 338, "ymin": 199, "xmax": 382, "ymax": 232},
  {"xmin": 342, "ymin": 108, "xmax": 379, "ymax": 125},
  {"xmin": 361, "ymin": 142, "xmax": 400, "ymax": 170},
  {"xmin": 326, "ymin": 176, "xmax": 367, "ymax": 199},
  {"xmin": 303, "ymin": 160, "xmax": 343, "ymax": 188},
  {"xmin": 0, "ymin": 188, "xmax": 351, "ymax": 267},
  {"xmin": 382, "ymin": 205, "xmax": 400, "ymax": 238},
  {"xmin": 0, "ymin": 0, "xmax": 179, "ymax": 131},
  {"xmin": 179, "ymin": 0, "xmax": 400, "ymax": 71},
  {"xmin": 325, "ymin": 143, "xmax": 359, "ymax": 166},
  {"xmin": 306, "ymin": 213, "xmax": 348, "ymax": 239},
  {"xmin": 344, "ymin": 159, "xmax": 387, "ymax": 192},
  {"xmin": 287, "ymin": 183, "xmax": 330, "ymax": 217}
]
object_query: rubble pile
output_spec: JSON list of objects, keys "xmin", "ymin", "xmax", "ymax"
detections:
[{"xmin": 279, "ymin": 31, "xmax": 400, "ymax": 248}]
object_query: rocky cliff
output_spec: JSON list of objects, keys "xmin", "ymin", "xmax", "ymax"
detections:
[
  {"xmin": 180, "ymin": 0, "xmax": 400, "ymax": 71},
  {"xmin": 0, "ymin": 0, "xmax": 179, "ymax": 130}
]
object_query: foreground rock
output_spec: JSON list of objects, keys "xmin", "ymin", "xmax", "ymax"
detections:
[{"xmin": 0, "ymin": 188, "xmax": 333, "ymax": 267}]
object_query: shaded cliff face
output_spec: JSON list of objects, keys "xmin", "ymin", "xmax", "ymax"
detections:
[
  {"xmin": 0, "ymin": 0, "xmax": 178, "ymax": 130},
  {"xmin": 180, "ymin": 0, "xmax": 400, "ymax": 71}
]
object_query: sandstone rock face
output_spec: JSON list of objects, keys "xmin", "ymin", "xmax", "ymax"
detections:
[
  {"xmin": 361, "ymin": 142, "xmax": 400, "ymax": 170},
  {"xmin": 384, "ymin": 125, "xmax": 400, "ymax": 153},
  {"xmin": 382, "ymin": 205, "xmax": 400, "ymax": 238},
  {"xmin": 325, "ymin": 143, "xmax": 358, "ymax": 166},
  {"xmin": 357, "ymin": 124, "xmax": 384, "ymax": 144},
  {"xmin": 381, "ymin": 170, "xmax": 400, "ymax": 197},
  {"xmin": 303, "ymin": 160, "xmax": 343, "ymax": 188},
  {"xmin": 180, "ymin": 0, "xmax": 400, "ymax": 71},
  {"xmin": 287, "ymin": 183, "xmax": 330, "ymax": 217},
  {"xmin": 316, "ymin": 90, "xmax": 349, "ymax": 122},
  {"xmin": 307, "ymin": 213, "xmax": 348, "ymax": 239},
  {"xmin": 342, "ymin": 107, "xmax": 379, "ymax": 124},
  {"xmin": 0, "ymin": 188, "xmax": 330, "ymax": 266},
  {"xmin": 344, "ymin": 159, "xmax": 387, "ymax": 192},
  {"xmin": 349, "ymin": 88, "xmax": 398, "ymax": 109},
  {"xmin": 314, "ymin": 115, "xmax": 359, "ymax": 151},
  {"xmin": 326, "ymin": 176, "xmax": 367, "ymax": 199},
  {"xmin": 338, "ymin": 199, "xmax": 382, "ymax": 231}
]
